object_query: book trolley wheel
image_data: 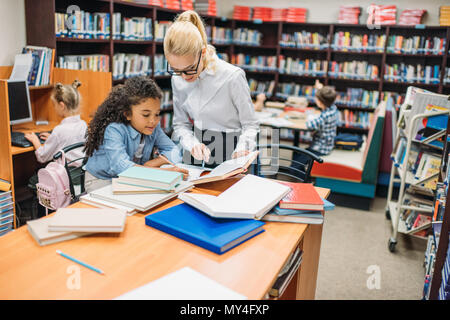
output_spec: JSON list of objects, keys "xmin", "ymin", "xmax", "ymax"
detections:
[
  {"xmin": 388, "ymin": 238, "xmax": 397, "ymax": 253},
  {"xmin": 385, "ymin": 208, "xmax": 391, "ymax": 220}
]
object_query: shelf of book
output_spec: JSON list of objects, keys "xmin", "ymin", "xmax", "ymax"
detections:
[{"xmin": 25, "ymin": 0, "xmax": 450, "ymax": 137}]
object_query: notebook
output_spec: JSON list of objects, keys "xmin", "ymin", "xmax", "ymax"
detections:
[
  {"xmin": 48, "ymin": 208, "xmax": 127, "ymax": 233},
  {"xmin": 112, "ymin": 178, "xmax": 171, "ymax": 194},
  {"xmin": 89, "ymin": 181, "xmax": 194, "ymax": 212},
  {"xmin": 189, "ymin": 151, "xmax": 259, "ymax": 185},
  {"xmin": 27, "ymin": 217, "xmax": 91, "ymax": 246},
  {"xmin": 178, "ymin": 174, "xmax": 291, "ymax": 219},
  {"xmin": 115, "ymin": 267, "xmax": 247, "ymax": 300},
  {"xmin": 277, "ymin": 181, "xmax": 324, "ymax": 210},
  {"xmin": 79, "ymin": 194, "xmax": 138, "ymax": 216},
  {"xmin": 262, "ymin": 212, "xmax": 324, "ymax": 224},
  {"xmin": 145, "ymin": 203, "xmax": 265, "ymax": 254},
  {"xmin": 117, "ymin": 166, "xmax": 183, "ymax": 191},
  {"xmin": 272, "ymin": 198, "xmax": 335, "ymax": 216}
]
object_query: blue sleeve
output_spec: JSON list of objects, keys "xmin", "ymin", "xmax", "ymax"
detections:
[
  {"xmin": 103, "ymin": 124, "xmax": 135, "ymax": 175},
  {"xmin": 154, "ymin": 125, "xmax": 183, "ymax": 164}
]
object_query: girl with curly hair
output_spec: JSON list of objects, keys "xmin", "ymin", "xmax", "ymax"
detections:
[{"xmin": 84, "ymin": 76, "xmax": 186, "ymax": 192}]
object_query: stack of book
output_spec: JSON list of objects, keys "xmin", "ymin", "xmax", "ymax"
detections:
[
  {"xmin": 154, "ymin": 21, "xmax": 172, "ymax": 41},
  {"xmin": 331, "ymin": 32, "xmax": 386, "ymax": 53},
  {"xmin": 233, "ymin": 28, "xmax": 262, "ymax": 46},
  {"xmin": 386, "ymin": 35, "xmax": 446, "ymax": 55},
  {"xmin": 232, "ymin": 54, "xmax": 277, "ymax": 72},
  {"xmin": 233, "ymin": 5, "xmax": 252, "ymax": 21},
  {"xmin": 271, "ymin": 8, "xmax": 288, "ymax": 22},
  {"xmin": 384, "ymin": 63, "xmax": 441, "ymax": 84},
  {"xmin": 164, "ymin": 0, "xmax": 180, "ymax": 10},
  {"xmin": 211, "ymin": 27, "xmax": 233, "ymax": 44},
  {"xmin": 252, "ymin": 7, "xmax": 273, "ymax": 22},
  {"xmin": 328, "ymin": 60, "xmax": 379, "ymax": 81},
  {"xmin": 112, "ymin": 53, "xmax": 152, "ymax": 80},
  {"xmin": 366, "ymin": 4, "xmax": 397, "ymax": 25},
  {"xmin": 439, "ymin": 6, "xmax": 450, "ymax": 26},
  {"xmin": 335, "ymin": 88, "xmax": 379, "ymax": 109},
  {"xmin": 54, "ymin": 11, "xmax": 110, "ymax": 39},
  {"xmin": 57, "ymin": 54, "xmax": 109, "ymax": 73},
  {"xmin": 154, "ymin": 54, "xmax": 169, "ymax": 76},
  {"xmin": 26, "ymin": 208, "xmax": 127, "ymax": 246},
  {"xmin": 262, "ymin": 181, "xmax": 334, "ymax": 225},
  {"xmin": 161, "ymin": 89, "xmax": 173, "ymax": 110},
  {"xmin": 338, "ymin": 110, "xmax": 373, "ymax": 130},
  {"xmin": 279, "ymin": 57, "xmax": 328, "ymax": 77},
  {"xmin": 194, "ymin": 0, "xmax": 217, "ymax": 16},
  {"xmin": 0, "ymin": 191, "xmax": 13, "ymax": 237},
  {"xmin": 180, "ymin": 0, "xmax": 194, "ymax": 10},
  {"xmin": 80, "ymin": 166, "xmax": 194, "ymax": 215},
  {"xmin": 112, "ymin": 14, "xmax": 153, "ymax": 41},
  {"xmin": 22, "ymin": 46, "xmax": 55, "ymax": 86},
  {"xmin": 399, "ymin": 9, "xmax": 427, "ymax": 26},
  {"xmin": 338, "ymin": 6, "xmax": 361, "ymax": 24},
  {"xmin": 280, "ymin": 31, "xmax": 329, "ymax": 50},
  {"xmin": 248, "ymin": 79, "xmax": 275, "ymax": 97},
  {"xmin": 285, "ymin": 7, "xmax": 307, "ymax": 23}
]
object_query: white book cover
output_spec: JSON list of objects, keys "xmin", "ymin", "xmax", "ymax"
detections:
[
  {"xmin": 179, "ymin": 174, "xmax": 291, "ymax": 219},
  {"xmin": 48, "ymin": 208, "xmax": 127, "ymax": 233},
  {"xmin": 115, "ymin": 267, "xmax": 247, "ymax": 300},
  {"xmin": 90, "ymin": 181, "xmax": 194, "ymax": 211},
  {"xmin": 79, "ymin": 194, "xmax": 138, "ymax": 216}
]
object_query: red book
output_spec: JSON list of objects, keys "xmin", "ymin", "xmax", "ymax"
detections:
[{"xmin": 277, "ymin": 182, "xmax": 323, "ymax": 210}]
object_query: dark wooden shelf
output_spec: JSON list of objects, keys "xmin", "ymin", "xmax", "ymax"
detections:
[
  {"xmin": 383, "ymin": 80, "xmax": 440, "ymax": 87},
  {"xmin": 234, "ymin": 44, "xmax": 278, "ymax": 49},
  {"xmin": 328, "ymin": 77, "xmax": 380, "ymax": 84},
  {"xmin": 386, "ymin": 52, "xmax": 444, "ymax": 58},
  {"xmin": 113, "ymin": 40, "xmax": 153, "ymax": 44},
  {"xmin": 280, "ymin": 46, "xmax": 328, "ymax": 53},
  {"xmin": 56, "ymin": 37, "xmax": 110, "ymax": 43},
  {"xmin": 337, "ymin": 126, "xmax": 369, "ymax": 133},
  {"xmin": 336, "ymin": 104, "xmax": 377, "ymax": 112},
  {"xmin": 331, "ymin": 50, "xmax": 383, "ymax": 56}
]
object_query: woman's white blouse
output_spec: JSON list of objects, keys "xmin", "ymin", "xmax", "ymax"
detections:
[{"xmin": 171, "ymin": 55, "xmax": 259, "ymax": 154}]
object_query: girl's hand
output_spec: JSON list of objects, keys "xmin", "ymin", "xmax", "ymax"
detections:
[
  {"xmin": 39, "ymin": 132, "xmax": 50, "ymax": 141},
  {"xmin": 231, "ymin": 150, "xmax": 250, "ymax": 159},
  {"xmin": 191, "ymin": 143, "xmax": 211, "ymax": 162},
  {"xmin": 24, "ymin": 132, "xmax": 41, "ymax": 148}
]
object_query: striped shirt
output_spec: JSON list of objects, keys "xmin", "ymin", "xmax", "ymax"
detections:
[{"xmin": 306, "ymin": 105, "xmax": 338, "ymax": 155}]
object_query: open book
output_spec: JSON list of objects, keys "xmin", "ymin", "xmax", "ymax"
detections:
[
  {"xmin": 188, "ymin": 151, "xmax": 259, "ymax": 185},
  {"xmin": 178, "ymin": 174, "xmax": 291, "ymax": 219}
]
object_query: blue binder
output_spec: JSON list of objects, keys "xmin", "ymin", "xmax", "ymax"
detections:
[{"xmin": 145, "ymin": 203, "xmax": 265, "ymax": 255}]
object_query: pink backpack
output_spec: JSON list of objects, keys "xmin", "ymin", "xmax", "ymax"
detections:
[{"xmin": 36, "ymin": 150, "xmax": 71, "ymax": 214}]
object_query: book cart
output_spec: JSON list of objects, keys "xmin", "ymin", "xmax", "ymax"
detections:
[{"xmin": 385, "ymin": 87, "xmax": 450, "ymax": 252}]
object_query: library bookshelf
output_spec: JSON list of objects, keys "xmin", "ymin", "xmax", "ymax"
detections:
[{"xmin": 24, "ymin": 0, "xmax": 450, "ymax": 135}]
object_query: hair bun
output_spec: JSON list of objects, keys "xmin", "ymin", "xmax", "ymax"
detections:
[
  {"xmin": 72, "ymin": 80, "xmax": 82, "ymax": 89},
  {"xmin": 55, "ymin": 83, "xmax": 64, "ymax": 91}
]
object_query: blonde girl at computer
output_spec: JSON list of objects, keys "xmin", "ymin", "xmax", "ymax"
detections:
[
  {"xmin": 164, "ymin": 10, "xmax": 259, "ymax": 166},
  {"xmin": 24, "ymin": 80, "xmax": 87, "ymax": 164}
]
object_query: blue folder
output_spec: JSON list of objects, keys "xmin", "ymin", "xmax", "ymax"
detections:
[{"xmin": 145, "ymin": 203, "xmax": 265, "ymax": 255}]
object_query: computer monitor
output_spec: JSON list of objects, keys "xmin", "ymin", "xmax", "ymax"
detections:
[{"xmin": 7, "ymin": 80, "xmax": 33, "ymax": 125}]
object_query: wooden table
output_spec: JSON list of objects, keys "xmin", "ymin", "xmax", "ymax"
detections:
[{"xmin": 0, "ymin": 177, "xmax": 329, "ymax": 300}]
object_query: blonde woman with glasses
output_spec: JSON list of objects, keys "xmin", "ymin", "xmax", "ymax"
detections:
[{"xmin": 164, "ymin": 10, "xmax": 259, "ymax": 167}]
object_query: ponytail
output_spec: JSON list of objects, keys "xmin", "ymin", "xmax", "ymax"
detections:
[{"xmin": 164, "ymin": 10, "xmax": 216, "ymax": 71}]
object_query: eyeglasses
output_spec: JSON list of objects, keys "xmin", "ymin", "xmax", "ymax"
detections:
[{"xmin": 167, "ymin": 52, "xmax": 202, "ymax": 76}]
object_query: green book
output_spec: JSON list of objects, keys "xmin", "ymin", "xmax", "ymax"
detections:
[{"xmin": 118, "ymin": 166, "xmax": 182, "ymax": 191}]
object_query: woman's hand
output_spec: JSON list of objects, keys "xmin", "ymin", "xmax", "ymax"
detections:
[
  {"xmin": 231, "ymin": 150, "xmax": 250, "ymax": 159},
  {"xmin": 24, "ymin": 132, "xmax": 42, "ymax": 149},
  {"xmin": 191, "ymin": 143, "xmax": 211, "ymax": 162}
]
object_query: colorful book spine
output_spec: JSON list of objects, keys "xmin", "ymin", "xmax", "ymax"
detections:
[
  {"xmin": 56, "ymin": 54, "xmax": 109, "ymax": 73},
  {"xmin": 55, "ymin": 11, "xmax": 110, "ymax": 39},
  {"xmin": 444, "ymin": 67, "xmax": 450, "ymax": 84},
  {"xmin": 328, "ymin": 60, "xmax": 379, "ymax": 80},
  {"xmin": 387, "ymin": 35, "xmax": 446, "ymax": 55},
  {"xmin": 384, "ymin": 63, "xmax": 441, "ymax": 84},
  {"xmin": 112, "ymin": 13, "xmax": 153, "ymax": 41},
  {"xmin": 332, "ymin": 31, "xmax": 385, "ymax": 53},
  {"xmin": 381, "ymin": 91, "xmax": 405, "ymax": 110},
  {"xmin": 212, "ymin": 26, "xmax": 233, "ymax": 44},
  {"xmin": 232, "ymin": 54, "xmax": 277, "ymax": 71},
  {"xmin": 112, "ymin": 53, "xmax": 151, "ymax": 80},
  {"xmin": 280, "ymin": 31, "xmax": 328, "ymax": 50},
  {"xmin": 161, "ymin": 89, "xmax": 173, "ymax": 110},
  {"xmin": 233, "ymin": 28, "xmax": 262, "ymax": 46},
  {"xmin": 248, "ymin": 79, "xmax": 275, "ymax": 96},
  {"xmin": 276, "ymin": 83, "xmax": 318, "ymax": 101},
  {"xmin": 338, "ymin": 110, "xmax": 373, "ymax": 129},
  {"xmin": 154, "ymin": 54, "xmax": 169, "ymax": 76},
  {"xmin": 154, "ymin": 21, "xmax": 172, "ymax": 41},
  {"xmin": 278, "ymin": 57, "xmax": 327, "ymax": 76},
  {"xmin": 335, "ymin": 88, "xmax": 379, "ymax": 109}
]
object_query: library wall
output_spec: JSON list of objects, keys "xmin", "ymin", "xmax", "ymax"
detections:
[
  {"xmin": 218, "ymin": 0, "xmax": 449, "ymax": 26},
  {"xmin": 0, "ymin": 0, "xmax": 26, "ymax": 66}
]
